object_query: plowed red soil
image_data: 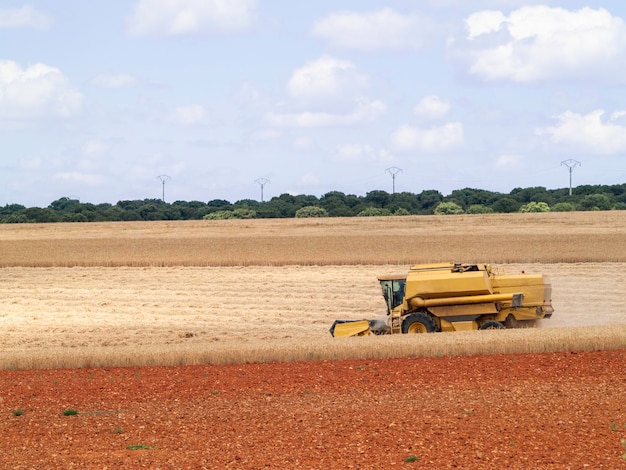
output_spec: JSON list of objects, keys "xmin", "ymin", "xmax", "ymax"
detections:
[{"xmin": 2, "ymin": 350, "xmax": 626, "ymax": 469}]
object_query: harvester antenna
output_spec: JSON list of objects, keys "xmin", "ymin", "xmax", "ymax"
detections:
[
  {"xmin": 560, "ymin": 159, "xmax": 580, "ymax": 196},
  {"xmin": 157, "ymin": 175, "xmax": 170, "ymax": 202},
  {"xmin": 386, "ymin": 167, "xmax": 403, "ymax": 194},
  {"xmin": 255, "ymin": 178, "xmax": 270, "ymax": 202}
]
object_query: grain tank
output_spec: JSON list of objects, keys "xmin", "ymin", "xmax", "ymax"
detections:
[{"xmin": 330, "ymin": 262, "xmax": 553, "ymax": 337}]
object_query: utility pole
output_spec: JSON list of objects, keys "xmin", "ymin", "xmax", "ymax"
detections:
[
  {"xmin": 157, "ymin": 175, "xmax": 170, "ymax": 202},
  {"xmin": 560, "ymin": 159, "xmax": 580, "ymax": 196},
  {"xmin": 386, "ymin": 167, "xmax": 403, "ymax": 194},
  {"xmin": 255, "ymin": 178, "xmax": 270, "ymax": 202}
]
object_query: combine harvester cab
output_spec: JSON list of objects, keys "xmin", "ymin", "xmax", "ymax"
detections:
[{"xmin": 330, "ymin": 262, "xmax": 553, "ymax": 337}]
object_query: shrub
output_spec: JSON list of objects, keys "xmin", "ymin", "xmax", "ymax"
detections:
[
  {"xmin": 295, "ymin": 206, "xmax": 328, "ymax": 218},
  {"xmin": 578, "ymin": 194, "xmax": 612, "ymax": 211},
  {"xmin": 393, "ymin": 208, "xmax": 410, "ymax": 216},
  {"xmin": 357, "ymin": 207, "xmax": 392, "ymax": 217},
  {"xmin": 203, "ymin": 209, "xmax": 257, "ymax": 220},
  {"xmin": 551, "ymin": 202, "xmax": 576, "ymax": 212},
  {"xmin": 434, "ymin": 202, "xmax": 464, "ymax": 215},
  {"xmin": 492, "ymin": 197, "xmax": 520, "ymax": 213},
  {"xmin": 466, "ymin": 204, "xmax": 493, "ymax": 214},
  {"xmin": 519, "ymin": 201, "xmax": 550, "ymax": 213}
]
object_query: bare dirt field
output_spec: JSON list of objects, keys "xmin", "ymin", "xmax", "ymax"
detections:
[
  {"xmin": 2, "ymin": 350, "xmax": 626, "ymax": 469},
  {"xmin": 1, "ymin": 212, "xmax": 626, "ymax": 468}
]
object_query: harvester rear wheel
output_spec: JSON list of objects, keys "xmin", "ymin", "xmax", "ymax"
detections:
[
  {"xmin": 479, "ymin": 321, "xmax": 505, "ymax": 330},
  {"xmin": 402, "ymin": 312, "xmax": 437, "ymax": 334}
]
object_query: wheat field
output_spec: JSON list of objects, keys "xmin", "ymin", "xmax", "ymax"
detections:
[{"xmin": 1, "ymin": 211, "xmax": 625, "ymax": 369}]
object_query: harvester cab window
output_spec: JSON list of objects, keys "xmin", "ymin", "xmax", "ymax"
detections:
[{"xmin": 380, "ymin": 279, "xmax": 406, "ymax": 313}]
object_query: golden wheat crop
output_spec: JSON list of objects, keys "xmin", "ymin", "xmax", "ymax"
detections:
[
  {"xmin": 1, "ymin": 212, "xmax": 625, "ymax": 369},
  {"xmin": 0, "ymin": 211, "xmax": 624, "ymax": 267}
]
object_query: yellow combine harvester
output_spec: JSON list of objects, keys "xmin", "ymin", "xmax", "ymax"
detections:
[{"xmin": 330, "ymin": 262, "xmax": 553, "ymax": 337}]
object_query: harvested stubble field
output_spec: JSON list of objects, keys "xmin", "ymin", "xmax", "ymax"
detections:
[{"xmin": 1, "ymin": 211, "xmax": 626, "ymax": 468}]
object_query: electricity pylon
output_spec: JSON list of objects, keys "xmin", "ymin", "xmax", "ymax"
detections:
[
  {"xmin": 157, "ymin": 175, "xmax": 170, "ymax": 202},
  {"xmin": 386, "ymin": 167, "xmax": 402, "ymax": 194},
  {"xmin": 560, "ymin": 160, "xmax": 580, "ymax": 196},
  {"xmin": 255, "ymin": 178, "xmax": 270, "ymax": 202}
]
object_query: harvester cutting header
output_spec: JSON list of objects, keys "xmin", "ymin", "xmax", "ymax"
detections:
[{"xmin": 330, "ymin": 262, "xmax": 553, "ymax": 337}]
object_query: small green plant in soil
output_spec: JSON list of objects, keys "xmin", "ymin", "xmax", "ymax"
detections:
[
  {"xmin": 62, "ymin": 409, "xmax": 78, "ymax": 416},
  {"xmin": 127, "ymin": 444, "xmax": 156, "ymax": 450}
]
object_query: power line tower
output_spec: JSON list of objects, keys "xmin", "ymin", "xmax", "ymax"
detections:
[
  {"xmin": 386, "ymin": 167, "xmax": 403, "ymax": 194},
  {"xmin": 255, "ymin": 178, "xmax": 270, "ymax": 202},
  {"xmin": 157, "ymin": 175, "xmax": 170, "ymax": 202},
  {"xmin": 560, "ymin": 159, "xmax": 581, "ymax": 196}
]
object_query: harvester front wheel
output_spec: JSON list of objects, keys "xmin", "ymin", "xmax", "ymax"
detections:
[
  {"xmin": 402, "ymin": 312, "xmax": 437, "ymax": 334},
  {"xmin": 479, "ymin": 321, "xmax": 505, "ymax": 330}
]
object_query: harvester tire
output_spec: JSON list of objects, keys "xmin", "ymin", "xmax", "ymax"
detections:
[
  {"xmin": 479, "ymin": 321, "xmax": 505, "ymax": 330},
  {"xmin": 402, "ymin": 312, "xmax": 437, "ymax": 334}
]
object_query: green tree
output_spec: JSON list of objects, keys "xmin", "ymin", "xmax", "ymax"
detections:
[
  {"xmin": 415, "ymin": 190, "xmax": 443, "ymax": 214},
  {"xmin": 448, "ymin": 188, "xmax": 499, "ymax": 208},
  {"xmin": 510, "ymin": 186, "xmax": 553, "ymax": 204},
  {"xmin": 49, "ymin": 197, "xmax": 81, "ymax": 212},
  {"xmin": 393, "ymin": 208, "xmax": 411, "ymax": 216},
  {"xmin": 578, "ymin": 194, "xmax": 612, "ymax": 211},
  {"xmin": 492, "ymin": 197, "xmax": 520, "ymax": 213},
  {"xmin": 357, "ymin": 207, "xmax": 392, "ymax": 216},
  {"xmin": 319, "ymin": 191, "xmax": 353, "ymax": 217},
  {"xmin": 208, "ymin": 199, "xmax": 232, "ymax": 208},
  {"xmin": 466, "ymin": 204, "xmax": 493, "ymax": 214},
  {"xmin": 203, "ymin": 208, "xmax": 256, "ymax": 220},
  {"xmin": 172, "ymin": 200, "xmax": 207, "ymax": 219},
  {"xmin": 434, "ymin": 202, "xmax": 464, "ymax": 215},
  {"xmin": 0, "ymin": 204, "xmax": 26, "ymax": 217},
  {"xmin": 295, "ymin": 206, "xmax": 328, "ymax": 218},
  {"xmin": 364, "ymin": 190, "xmax": 389, "ymax": 208},
  {"xmin": 21, "ymin": 207, "xmax": 60, "ymax": 223},
  {"xmin": 388, "ymin": 192, "xmax": 418, "ymax": 214},
  {"xmin": 551, "ymin": 202, "xmax": 576, "ymax": 212},
  {"xmin": 519, "ymin": 201, "xmax": 550, "ymax": 213}
]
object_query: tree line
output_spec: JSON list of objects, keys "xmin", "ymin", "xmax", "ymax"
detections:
[{"xmin": 1, "ymin": 183, "xmax": 625, "ymax": 223}]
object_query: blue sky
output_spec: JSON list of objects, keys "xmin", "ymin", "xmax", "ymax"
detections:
[{"xmin": 2, "ymin": 0, "xmax": 626, "ymax": 207}]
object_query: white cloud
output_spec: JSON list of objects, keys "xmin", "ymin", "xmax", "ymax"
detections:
[
  {"xmin": 126, "ymin": 0, "xmax": 256, "ymax": 37},
  {"xmin": 459, "ymin": 6, "xmax": 626, "ymax": 82},
  {"xmin": 252, "ymin": 129, "xmax": 281, "ymax": 141},
  {"xmin": 266, "ymin": 98, "xmax": 386, "ymax": 128},
  {"xmin": 299, "ymin": 173, "xmax": 320, "ymax": 186},
  {"xmin": 287, "ymin": 56, "xmax": 368, "ymax": 102},
  {"xmin": 390, "ymin": 123, "xmax": 464, "ymax": 152},
  {"xmin": 53, "ymin": 171, "xmax": 103, "ymax": 186},
  {"xmin": 0, "ymin": 60, "xmax": 83, "ymax": 120},
  {"xmin": 18, "ymin": 157, "xmax": 44, "ymax": 170},
  {"xmin": 90, "ymin": 74, "xmax": 138, "ymax": 89},
  {"xmin": 80, "ymin": 140, "xmax": 109, "ymax": 159},
  {"xmin": 465, "ymin": 10, "xmax": 506, "ymax": 40},
  {"xmin": 293, "ymin": 137, "xmax": 313, "ymax": 151},
  {"xmin": 331, "ymin": 144, "xmax": 394, "ymax": 164},
  {"xmin": 312, "ymin": 8, "xmax": 437, "ymax": 51},
  {"xmin": 233, "ymin": 81, "xmax": 269, "ymax": 110},
  {"xmin": 413, "ymin": 95, "xmax": 451, "ymax": 120},
  {"xmin": 495, "ymin": 154, "xmax": 523, "ymax": 168},
  {"xmin": 332, "ymin": 144, "xmax": 376, "ymax": 162},
  {"xmin": 0, "ymin": 5, "xmax": 52, "ymax": 29},
  {"xmin": 166, "ymin": 104, "xmax": 208, "ymax": 126},
  {"xmin": 536, "ymin": 109, "xmax": 626, "ymax": 155}
]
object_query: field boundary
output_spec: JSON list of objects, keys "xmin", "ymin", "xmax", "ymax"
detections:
[{"xmin": 3, "ymin": 325, "xmax": 626, "ymax": 370}]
